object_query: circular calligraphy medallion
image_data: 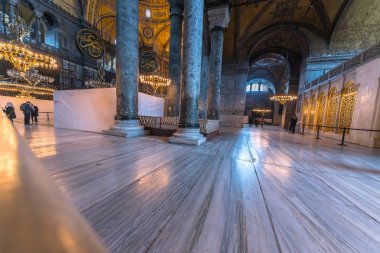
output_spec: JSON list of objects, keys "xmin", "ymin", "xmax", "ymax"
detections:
[
  {"xmin": 76, "ymin": 29, "xmax": 105, "ymax": 60},
  {"xmin": 143, "ymin": 27, "xmax": 154, "ymax": 39},
  {"xmin": 139, "ymin": 49, "xmax": 160, "ymax": 74}
]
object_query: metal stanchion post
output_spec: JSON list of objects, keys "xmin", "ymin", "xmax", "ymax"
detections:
[
  {"xmin": 316, "ymin": 125, "xmax": 320, "ymax": 139},
  {"xmin": 338, "ymin": 127, "xmax": 347, "ymax": 146},
  {"xmin": 302, "ymin": 124, "xmax": 305, "ymax": 135}
]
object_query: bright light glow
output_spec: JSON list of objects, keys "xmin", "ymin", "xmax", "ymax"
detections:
[
  {"xmin": 145, "ymin": 9, "xmax": 152, "ymax": 19},
  {"xmin": 140, "ymin": 75, "xmax": 170, "ymax": 92}
]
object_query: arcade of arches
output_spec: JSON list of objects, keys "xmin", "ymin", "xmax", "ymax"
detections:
[{"xmin": 1, "ymin": 1, "xmax": 380, "ymax": 253}]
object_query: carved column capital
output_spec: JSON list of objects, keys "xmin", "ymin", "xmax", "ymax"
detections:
[
  {"xmin": 9, "ymin": 0, "xmax": 18, "ymax": 6},
  {"xmin": 207, "ymin": 4, "xmax": 230, "ymax": 30},
  {"xmin": 169, "ymin": 0, "xmax": 183, "ymax": 17}
]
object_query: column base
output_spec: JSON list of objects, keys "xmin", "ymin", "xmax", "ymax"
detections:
[
  {"xmin": 168, "ymin": 128, "xmax": 206, "ymax": 146},
  {"xmin": 102, "ymin": 120, "xmax": 147, "ymax": 138}
]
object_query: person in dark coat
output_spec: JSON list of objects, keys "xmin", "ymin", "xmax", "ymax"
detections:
[
  {"xmin": 2, "ymin": 102, "xmax": 16, "ymax": 123},
  {"xmin": 290, "ymin": 114, "xmax": 298, "ymax": 134},
  {"xmin": 33, "ymin": 105, "xmax": 39, "ymax": 122},
  {"xmin": 20, "ymin": 101, "xmax": 32, "ymax": 125}
]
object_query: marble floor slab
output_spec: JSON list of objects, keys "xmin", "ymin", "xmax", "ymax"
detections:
[{"xmin": 15, "ymin": 124, "xmax": 380, "ymax": 253}]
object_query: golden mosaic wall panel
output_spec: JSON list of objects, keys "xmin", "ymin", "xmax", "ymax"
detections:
[
  {"xmin": 325, "ymin": 87, "xmax": 339, "ymax": 132},
  {"xmin": 302, "ymin": 97, "xmax": 309, "ymax": 125},
  {"xmin": 308, "ymin": 95, "xmax": 316, "ymax": 129},
  {"xmin": 316, "ymin": 92, "xmax": 327, "ymax": 127},
  {"xmin": 339, "ymin": 82, "xmax": 358, "ymax": 133}
]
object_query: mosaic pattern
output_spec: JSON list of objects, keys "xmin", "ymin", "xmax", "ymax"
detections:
[
  {"xmin": 339, "ymin": 83, "xmax": 358, "ymax": 133},
  {"xmin": 301, "ymin": 97, "xmax": 309, "ymax": 125},
  {"xmin": 325, "ymin": 88, "xmax": 339, "ymax": 132},
  {"xmin": 316, "ymin": 92, "xmax": 327, "ymax": 127},
  {"xmin": 308, "ymin": 95, "xmax": 316, "ymax": 129}
]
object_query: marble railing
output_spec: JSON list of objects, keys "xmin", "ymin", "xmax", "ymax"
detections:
[
  {"xmin": 139, "ymin": 116, "xmax": 178, "ymax": 129},
  {"xmin": 0, "ymin": 115, "xmax": 106, "ymax": 252},
  {"xmin": 139, "ymin": 116, "xmax": 220, "ymax": 133}
]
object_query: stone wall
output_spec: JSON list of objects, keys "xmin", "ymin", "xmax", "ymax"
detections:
[
  {"xmin": 330, "ymin": 0, "xmax": 380, "ymax": 54},
  {"xmin": 219, "ymin": 64, "xmax": 247, "ymax": 127},
  {"xmin": 299, "ymin": 56, "xmax": 380, "ymax": 148}
]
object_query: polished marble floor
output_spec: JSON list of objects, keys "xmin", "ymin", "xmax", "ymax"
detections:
[{"xmin": 15, "ymin": 123, "xmax": 380, "ymax": 253}]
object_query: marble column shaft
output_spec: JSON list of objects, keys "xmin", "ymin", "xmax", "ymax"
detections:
[
  {"xmin": 207, "ymin": 6, "xmax": 229, "ymax": 120},
  {"xmin": 207, "ymin": 27, "xmax": 224, "ymax": 120},
  {"xmin": 115, "ymin": 0, "xmax": 139, "ymax": 121},
  {"xmin": 179, "ymin": 0, "xmax": 204, "ymax": 128},
  {"xmin": 167, "ymin": 4, "xmax": 183, "ymax": 117},
  {"xmin": 9, "ymin": 0, "xmax": 17, "ymax": 23},
  {"xmin": 34, "ymin": 11, "xmax": 42, "ymax": 43},
  {"xmin": 199, "ymin": 13, "xmax": 211, "ymax": 120}
]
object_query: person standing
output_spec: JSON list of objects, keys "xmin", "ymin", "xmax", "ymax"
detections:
[
  {"xmin": 2, "ymin": 102, "xmax": 16, "ymax": 123},
  {"xmin": 33, "ymin": 105, "xmax": 39, "ymax": 122},
  {"xmin": 20, "ymin": 101, "xmax": 32, "ymax": 125},
  {"xmin": 290, "ymin": 114, "xmax": 298, "ymax": 134},
  {"xmin": 30, "ymin": 103, "xmax": 36, "ymax": 123}
]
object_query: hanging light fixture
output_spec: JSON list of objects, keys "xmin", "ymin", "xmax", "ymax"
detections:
[
  {"xmin": 270, "ymin": 95, "xmax": 298, "ymax": 105},
  {"xmin": 0, "ymin": 17, "xmax": 58, "ymax": 73},
  {"xmin": 252, "ymin": 109, "xmax": 272, "ymax": 113},
  {"xmin": 139, "ymin": 74, "xmax": 170, "ymax": 92}
]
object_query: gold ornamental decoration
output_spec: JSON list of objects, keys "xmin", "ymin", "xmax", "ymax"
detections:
[
  {"xmin": 76, "ymin": 29, "xmax": 105, "ymax": 60},
  {"xmin": 270, "ymin": 95, "xmax": 298, "ymax": 105}
]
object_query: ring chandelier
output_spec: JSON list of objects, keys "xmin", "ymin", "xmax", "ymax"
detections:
[
  {"xmin": 270, "ymin": 95, "xmax": 298, "ymax": 105},
  {"xmin": 139, "ymin": 75, "xmax": 171, "ymax": 92}
]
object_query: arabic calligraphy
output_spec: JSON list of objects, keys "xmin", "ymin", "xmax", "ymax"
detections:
[
  {"xmin": 76, "ymin": 29, "xmax": 105, "ymax": 60},
  {"xmin": 139, "ymin": 49, "xmax": 160, "ymax": 74}
]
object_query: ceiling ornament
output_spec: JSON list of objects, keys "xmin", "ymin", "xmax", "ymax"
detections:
[{"xmin": 143, "ymin": 27, "xmax": 154, "ymax": 39}]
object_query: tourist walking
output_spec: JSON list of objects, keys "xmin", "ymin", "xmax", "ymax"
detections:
[
  {"xmin": 2, "ymin": 102, "xmax": 16, "ymax": 123},
  {"xmin": 290, "ymin": 114, "xmax": 298, "ymax": 134},
  {"xmin": 20, "ymin": 101, "xmax": 32, "ymax": 125}
]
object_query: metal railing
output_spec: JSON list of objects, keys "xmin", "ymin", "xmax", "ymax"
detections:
[
  {"xmin": 39, "ymin": 111, "xmax": 54, "ymax": 126},
  {"xmin": 139, "ymin": 116, "xmax": 178, "ymax": 130},
  {"xmin": 0, "ymin": 116, "xmax": 107, "ymax": 252},
  {"xmin": 297, "ymin": 123, "xmax": 380, "ymax": 146}
]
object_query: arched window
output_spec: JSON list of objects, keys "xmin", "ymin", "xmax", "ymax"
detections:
[{"xmin": 145, "ymin": 9, "xmax": 152, "ymax": 19}]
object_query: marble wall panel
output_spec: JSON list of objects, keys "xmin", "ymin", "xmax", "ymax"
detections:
[{"xmin": 54, "ymin": 88, "xmax": 164, "ymax": 133}]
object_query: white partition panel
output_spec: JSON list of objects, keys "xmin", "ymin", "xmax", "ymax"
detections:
[{"xmin": 54, "ymin": 88, "xmax": 164, "ymax": 133}]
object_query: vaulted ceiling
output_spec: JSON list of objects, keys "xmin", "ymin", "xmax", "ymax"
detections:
[
  {"xmin": 84, "ymin": 0, "xmax": 350, "ymax": 63},
  {"xmin": 221, "ymin": 0, "xmax": 350, "ymax": 63},
  {"xmin": 86, "ymin": 0, "xmax": 170, "ymax": 59}
]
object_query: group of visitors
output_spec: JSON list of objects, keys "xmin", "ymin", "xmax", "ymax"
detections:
[
  {"xmin": 255, "ymin": 118, "xmax": 265, "ymax": 128},
  {"xmin": 20, "ymin": 101, "xmax": 39, "ymax": 125},
  {"xmin": 2, "ymin": 101, "xmax": 39, "ymax": 125}
]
